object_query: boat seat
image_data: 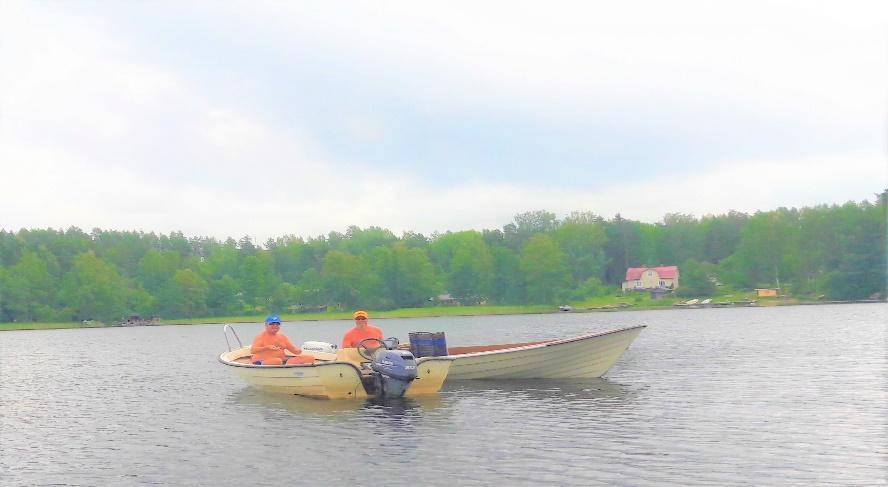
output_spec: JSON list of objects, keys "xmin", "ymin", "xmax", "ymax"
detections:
[{"xmin": 336, "ymin": 347, "xmax": 368, "ymax": 367}]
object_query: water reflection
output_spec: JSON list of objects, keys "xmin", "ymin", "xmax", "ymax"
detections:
[
  {"xmin": 443, "ymin": 377, "xmax": 632, "ymax": 403},
  {"xmin": 229, "ymin": 387, "xmax": 446, "ymax": 418}
]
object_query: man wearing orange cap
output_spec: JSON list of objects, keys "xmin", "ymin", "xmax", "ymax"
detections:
[{"xmin": 341, "ymin": 309, "xmax": 384, "ymax": 349}]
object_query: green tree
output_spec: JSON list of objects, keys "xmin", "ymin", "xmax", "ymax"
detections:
[
  {"xmin": 271, "ymin": 238, "xmax": 310, "ymax": 283},
  {"xmin": 489, "ymin": 246, "xmax": 525, "ymax": 304},
  {"xmin": 47, "ymin": 227, "xmax": 92, "ymax": 273},
  {"xmin": 58, "ymin": 252, "xmax": 128, "ymax": 323},
  {"xmin": 676, "ymin": 259, "xmax": 717, "ymax": 298},
  {"xmin": 508, "ymin": 210, "xmax": 559, "ymax": 249},
  {"xmin": 521, "ymin": 234, "xmax": 571, "ymax": 304},
  {"xmin": 126, "ymin": 284, "xmax": 155, "ymax": 317},
  {"xmin": 370, "ymin": 244, "xmax": 439, "ymax": 308},
  {"xmin": 342, "ymin": 226, "xmax": 398, "ymax": 255},
  {"xmin": 136, "ymin": 249, "xmax": 181, "ymax": 293},
  {"xmin": 400, "ymin": 231, "xmax": 430, "ymax": 249},
  {"xmin": 321, "ymin": 251, "xmax": 381, "ymax": 309},
  {"xmin": 448, "ymin": 234, "xmax": 492, "ymax": 302},
  {"xmin": 570, "ymin": 277, "xmax": 612, "ymax": 300},
  {"xmin": 91, "ymin": 230, "xmax": 153, "ymax": 277},
  {"xmin": 700, "ymin": 211, "xmax": 747, "ymax": 263},
  {"xmin": 270, "ymin": 282, "xmax": 301, "ymax": 312},
  {"xmin": 658, "ymin": 213, "xmax": 705, "ymax": 266},
  {"xmin": 0, "ymin": 250, "xmax": 57, "ymax": 321},
  {"xmin": 203, "ymin": 244, "xmax": 240, "ymax": 280},
  {"xmin": 207, "ymin": 275, "xmax": 243, "ymax": 315},
  {"xmin": 239, "ymin": 252, "xmax": 279, "ymax": 308},
  {"xmin": 157, "ymin": 269, "xmax": 208, "ymax": 318},
  {"xmin": 553, "ymin": 220, "xmax": 608, "ymax": 283},
  {"xmin": 295, "ymin": 268, "xmax": 325, "ymax": 308},
  {"xmin": 603, "ymin": 215, "xmax": 643, "ymax": 284}
]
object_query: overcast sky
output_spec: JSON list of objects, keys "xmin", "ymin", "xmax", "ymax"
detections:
[{"xmin": 1, "ymin": 1, "xmax": 886, "ymax": 242}]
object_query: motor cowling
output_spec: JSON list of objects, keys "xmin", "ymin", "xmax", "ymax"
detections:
[
  {"xmin": 369, "ymin": 349, "xmax": 418, "ymax": 398},
  {"xmin": 371, "ymin": 349, "xmax": 418, "ymax": 382}
]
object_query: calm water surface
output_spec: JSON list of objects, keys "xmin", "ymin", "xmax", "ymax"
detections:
[{"xmin": 1, "ymin": 304, "xmax": 886, "ymax": 486}]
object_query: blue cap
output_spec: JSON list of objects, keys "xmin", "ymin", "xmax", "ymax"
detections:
[{"xmin": 264, "ymin": 315, "xmax": 281, "ymax": 325}]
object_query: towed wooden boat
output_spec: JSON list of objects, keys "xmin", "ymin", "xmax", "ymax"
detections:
[
  {"xmin": 219, "ymin": 326, "xmax": 451, "ymax": 399},
  {"xmin": 442, "ymin": 325, "xmax": 645, "ymax": 380}
]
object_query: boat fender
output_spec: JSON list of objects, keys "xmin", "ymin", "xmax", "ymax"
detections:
[{"xmin": 301, "ymin": 341, "xmax": 338, "ymax": 353}]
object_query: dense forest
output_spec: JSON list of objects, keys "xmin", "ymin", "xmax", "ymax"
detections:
[{"xmin": 1, "ymin": 193, "xmax": 885, "ymax": 323}]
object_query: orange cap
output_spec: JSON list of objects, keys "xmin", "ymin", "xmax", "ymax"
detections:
[{"xmin": 353, "ymin": 310, "xmax": 369, "ymax": 319}]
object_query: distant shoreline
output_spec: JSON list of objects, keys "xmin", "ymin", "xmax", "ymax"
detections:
[{"xmin": 1, "ymin": 299, "xmax": 884, "ymax": 332}]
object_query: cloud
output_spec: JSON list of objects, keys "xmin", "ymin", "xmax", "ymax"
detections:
[
  {"xmin": 585, "ymin": 153, "xmax": 887, "ymax": 222},
  {"xmin": 214, "ymin": 0, "xmax": 888, "ymax": 124},
  {"xmin": 1, "ymin": 2, "xmax": 885, "ymax": 244}
]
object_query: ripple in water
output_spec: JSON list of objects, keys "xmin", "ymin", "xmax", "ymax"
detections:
[{"xmin": 1, "ymin": 304, "xmax": 885, "ymax": 486}]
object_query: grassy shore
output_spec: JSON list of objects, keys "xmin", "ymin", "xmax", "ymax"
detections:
[
  {"xmin": 1, "ymin": 293, "xmax": 880, "ymax": 331},
  {"xmin": 0, "ymin": 304, "xmax": 557, "ymax": 331}
]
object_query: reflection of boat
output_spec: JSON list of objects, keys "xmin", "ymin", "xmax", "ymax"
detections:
[
  {"xmin": 444, "ymin": 377, "xmax": 629, "ymax": 403},
  {"xmin": 229, "ymin": 387, "xmax": 446, "ymax": 417},
  {"xmin": 443, "ymin": 326, "xmax": 644, "ymax": 380},
  {"xmin": 219, "ymin": 326, "xmax": 451, "ymax": 399}
]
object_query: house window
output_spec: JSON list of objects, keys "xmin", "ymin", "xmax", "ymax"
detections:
[
  {"xmin": 647, "ymin": 271, "xmax": 653, "ymax": 277},
  {"xmin": 659, "ymin": 280, "xmax": 665, "ymax": 286}
]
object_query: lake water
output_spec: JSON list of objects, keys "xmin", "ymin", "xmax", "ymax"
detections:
[{"xmin": 1, "ymin": 304, "xmax": 885, "ymax": 486}]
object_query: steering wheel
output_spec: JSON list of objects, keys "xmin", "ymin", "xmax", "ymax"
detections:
[{"xmin": 357, "ymin": 337, "xmax": 387, "ymax": 360}]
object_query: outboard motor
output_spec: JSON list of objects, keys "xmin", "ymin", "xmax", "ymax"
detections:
[
  {"xmin": 359, "ymin": 338, "xmax": 418, "ymax": 398},
  {"xmin": 371, "ymin": 348, "xmax": 418, "ymax": 398}
]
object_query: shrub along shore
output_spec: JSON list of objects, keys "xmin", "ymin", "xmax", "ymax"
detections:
[{"xmin": 2, "ymin": 197, "xmax": 885, "ymax": 327}]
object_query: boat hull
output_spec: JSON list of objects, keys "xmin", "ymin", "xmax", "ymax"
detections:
[
  {"xmin": 445, "ymin": 326, "xmax": 644, "ymax": 380},
  {"xmin": 219, "ymin": 347, "xmax": 451, "ymax": 399}
]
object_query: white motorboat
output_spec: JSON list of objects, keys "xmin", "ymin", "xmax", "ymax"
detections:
[{"xmin": 219, "ymin": 326, "xmax": 451, "ymax": 399}]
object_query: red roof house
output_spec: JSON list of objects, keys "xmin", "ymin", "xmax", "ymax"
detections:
[{"xmin": 622, "ymin": 266, "xmax": 680, "ymax": 292}]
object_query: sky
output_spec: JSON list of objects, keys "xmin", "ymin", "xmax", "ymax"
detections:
[{"xmin": 1, "ymin": 1, "xmax": 886, "ymax": 243}]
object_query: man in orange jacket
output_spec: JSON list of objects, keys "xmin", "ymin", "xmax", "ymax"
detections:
[
  {"xmin": 341, "ymin": 310, "xmax": 384, "ymax": 349},
  {"xmin": 251, "ymin": 315, "xmax": 314, "ymax": 365}
]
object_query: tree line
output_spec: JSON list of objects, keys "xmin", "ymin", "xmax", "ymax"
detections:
[{"xmin": 1, "ymin": 193, "xmax": 884, "ymax": 323}]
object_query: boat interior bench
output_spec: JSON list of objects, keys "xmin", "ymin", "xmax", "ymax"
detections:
[{"xmin": 446, "ymin": 340, "xmax": 550, "ymax": 355}]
